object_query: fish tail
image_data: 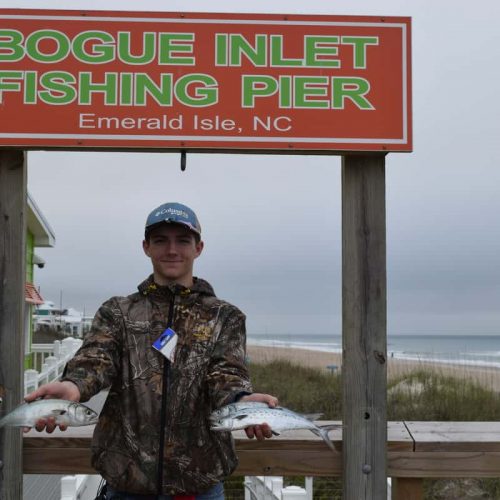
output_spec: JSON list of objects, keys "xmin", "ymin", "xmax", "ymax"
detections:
[{"xmin": 312, "ymin": 424, "xmax": 340, "ymax": 452}]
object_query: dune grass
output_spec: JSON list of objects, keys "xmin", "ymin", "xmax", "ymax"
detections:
[
  {"xmin": 388, "ymin": 368, "xmax": 500, "ymax": 421},
  {"xmin": 224, "ymin": 359, "xmax": 500, "ymax": 499},
  {"xmin": 248, "ymin": 359, "xmax": 342, "ymax": 418}
]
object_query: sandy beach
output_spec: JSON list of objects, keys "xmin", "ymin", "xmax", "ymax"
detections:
[{"xmin": 247, "ymin": 344, "xmax": 500, "ymax": 392}]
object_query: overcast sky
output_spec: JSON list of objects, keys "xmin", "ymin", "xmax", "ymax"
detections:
[{"xmin": 4, "ymin": 0, "xmax": 500, "ymax": 336}]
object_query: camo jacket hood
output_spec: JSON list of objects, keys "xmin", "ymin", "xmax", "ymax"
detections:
[{"xmin": 62, "ymin": 275, "xmax": 252, "ymax": 495}]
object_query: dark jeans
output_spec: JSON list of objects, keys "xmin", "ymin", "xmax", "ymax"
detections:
[{"xmin": 105, "ymin": 482, "xmax": 224, "ymax": 500}]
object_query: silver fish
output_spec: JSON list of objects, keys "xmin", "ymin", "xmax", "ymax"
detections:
[
  {"xmin": 210, "ymin": 401, "xmax": 271, "ymax": 421},
  {"xmin": 0, "ymin": 399, "xmax": 99, "ymax": 428},
  {"xmin": 210, "ymin": 406, "xmax": 339, "ymax": 452}
]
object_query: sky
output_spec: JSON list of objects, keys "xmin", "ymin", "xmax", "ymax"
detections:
[{"xmin": 3, "ymin": 0, "xmax": 500, "ymax": 336}]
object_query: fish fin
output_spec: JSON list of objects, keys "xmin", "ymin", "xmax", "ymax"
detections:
[
  {"xmin": 300, "ymin": 413, "xmax": 323, "ymax": 421},
  {"xmin": 310, "ymin": 425, "xmax": 340, "ymax": 453},
  {"xmin": 50, "ymin": 409, "xmax": 67, "ymax": 416}
]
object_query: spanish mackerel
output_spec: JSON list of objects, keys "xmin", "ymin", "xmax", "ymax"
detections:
[
  {"xmin": 210, "ymin": 401, "xmax": 271, "ymax": 421},
  {"xmin": 0, "ymin": 399, "xmax": 99, "ymax": 428},
  {"xmin": 210, "ymin": 405, "xmax": 339, "ymax": 452}
]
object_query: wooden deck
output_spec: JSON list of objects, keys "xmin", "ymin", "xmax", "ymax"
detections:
[{"xmin": 23, "ymin": 420, "xmax": 500, "ymax": 499}]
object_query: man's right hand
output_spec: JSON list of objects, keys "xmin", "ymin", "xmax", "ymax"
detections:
[{"xmin": 24, "ymin": 381, "xmax": 81, "ymax": 433}]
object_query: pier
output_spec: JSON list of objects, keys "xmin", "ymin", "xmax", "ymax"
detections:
[{"xmin": 23, "ymin": 421, "xmax": 500, "ymax": 499}]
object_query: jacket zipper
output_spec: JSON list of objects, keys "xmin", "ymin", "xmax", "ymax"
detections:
[{"xmin": 157, "ymin": 291, "xmax": 176, "ymax": 495}]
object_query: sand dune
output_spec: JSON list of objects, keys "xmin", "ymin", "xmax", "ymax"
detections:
[{"xmin": 247, "ymin": 344, "xmax": 500, "ymax": 392}]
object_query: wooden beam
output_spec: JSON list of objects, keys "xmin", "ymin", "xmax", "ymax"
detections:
[
  {"xmin": 0, "ymin": 150, "xmax": 27, "ymax": 500},
  {"xmin": 23, "ymin": 422, "xmax": 500, "ymax": 478},
  {"xmin": 23, "ymin": 421, "xmax": 411, "ymax": 475},
  {"xmin": 388, "ymin": 452, "xmax": 500, "ymax": 477},
  {"xmin": 342, "ymin": 154, "xmax": 387, "ymax": 499}
]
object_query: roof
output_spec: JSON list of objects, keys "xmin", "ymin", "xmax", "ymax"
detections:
[
  {"xmin": 27, "ymin": 193, "xmax": 56, "ymax": 247},
  {"xmin": 25, "ymin": 283, "xmax": 44, "ymax": 305}
]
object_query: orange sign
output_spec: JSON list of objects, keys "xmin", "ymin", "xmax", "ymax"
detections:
[{"xmin": 0, "ymin": 10, "xmax": 412, "ymax": 152}]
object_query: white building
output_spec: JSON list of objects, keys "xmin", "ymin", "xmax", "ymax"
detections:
[{"xmin": 34, "ymin": 301, "xmax": 84, "ymax": 338}]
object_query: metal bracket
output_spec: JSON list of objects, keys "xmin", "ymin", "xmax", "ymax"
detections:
[{"xmin": 180, "ymin": 151, "xmax": 187, "ymax": 171}]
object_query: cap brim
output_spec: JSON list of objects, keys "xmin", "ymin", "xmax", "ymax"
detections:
[{"xmin": 145, "ymin": 220, "xmax": 201, "ymax": 238}]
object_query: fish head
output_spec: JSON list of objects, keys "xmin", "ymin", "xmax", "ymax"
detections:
[
  {"xmin": 210, "ymin": 417, "xmax": 233, "ymax": 432},
  {"xmin": 68, "ymin": 403, "xmax": 99, "ymax": 426},
  {"xmin": 210, "ymin": 407, "xmax": 230, "ymax": 421}
]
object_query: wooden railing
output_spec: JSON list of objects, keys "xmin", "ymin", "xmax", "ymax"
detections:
[{"xmin": 23, "ymin": 421, "xmax": 500, "ymax": 500}]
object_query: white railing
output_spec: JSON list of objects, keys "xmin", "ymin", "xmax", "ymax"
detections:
[
  {"xmin": 24, "ymin": 338, "xmax": 82, "ymax": 395},
  {"xmin": 244, "ymin": 476, "xmax": 311, "ymax": 499},
  {"xmin": 61, "ymin": 474, "xmax": 102, "ymax": 500},
  {"xmin": 24, "ymin": 338, "xmax": 102, "ymax": 500}
]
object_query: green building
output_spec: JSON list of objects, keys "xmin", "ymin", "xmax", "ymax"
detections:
[{"xmin": 24, "ymin": 193, "xmax": 55, "ymax": 369}]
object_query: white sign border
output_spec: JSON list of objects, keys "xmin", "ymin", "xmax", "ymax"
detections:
[{"xmin": 0, "ymin": 13, "xmax": 410, "ymax": 148}]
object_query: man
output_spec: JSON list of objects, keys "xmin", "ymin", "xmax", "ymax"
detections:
[{"xmin": 26, "ymin": 202, "xmax": 277, "ymax": 499}]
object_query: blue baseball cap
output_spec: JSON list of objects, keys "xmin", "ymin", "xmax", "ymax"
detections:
[{"xmin": 145, "ymin": 202, "xmax": 201, "ymax": 238}]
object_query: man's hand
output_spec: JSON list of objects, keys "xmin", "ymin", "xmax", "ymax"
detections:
[
  {"xmin": 239, "ymin": 393, "xmax": 279, "ymax": 441},
  {"xmin": 23, "ymin": 381, "xmax": 81, "ymax": 433}
]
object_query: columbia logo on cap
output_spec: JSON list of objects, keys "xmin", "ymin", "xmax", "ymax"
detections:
[{"xmin": 145, "ymin": 202, "xmax": 201, "ymax": 236}]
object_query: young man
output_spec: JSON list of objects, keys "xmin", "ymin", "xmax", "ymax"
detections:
[{"xmin": 26, "ymin": 202, "xmax": 277, "ymax": 499}]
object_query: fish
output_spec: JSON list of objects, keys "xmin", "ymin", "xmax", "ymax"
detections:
[
  {"xmin": 210, "ymin": 406, "xmax": 339, "ymax": 452},
  {"xmin": 210, "ymin": 401, "xmax": 271, "ymax": 421},
  {"xmin": 0, "ymin": 399, "xmax": 99, "ymax": 428}
]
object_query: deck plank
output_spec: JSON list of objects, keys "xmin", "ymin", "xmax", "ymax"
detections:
[{"xmin": 405, "ymin": 421, "xmax": 500, "ymax": 451}]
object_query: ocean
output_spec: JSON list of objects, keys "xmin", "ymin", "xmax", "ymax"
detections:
[{"xmin": 248, "ymin": 334, "xmax": 500, "ymax": 369}]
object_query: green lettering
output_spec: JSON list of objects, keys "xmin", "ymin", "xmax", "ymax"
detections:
[
  {"xmin": 304, "ymin": 36, "xmax": 340, "ymax": 67},
  {"xmin": 332, "ymin": 77, "xmax": 373, "ymax": 109},
  {"xmin": 26, "ymin": 30, "xmax": 70, "ymax": 63},
  {"xmin": 294, "ymin": 76, "xmax": 329, "ymax": 108},
  {"xmin": 270, "ymin": 35, "xmax": 302, "ymax": 67},
  {"xmin": 119, "ymin": 73, "xmax": 134, "ymax": 105},
  {"xmin": 215, "ymin": 34, "xmax": 227, "ymax": 66},
  {"xmin": 73, "ymin": 31, "xmax": 115, "ymax": 64},
  {"xmin": 0, "ymin": 71, "xmax": 23, "ymax": 103},
  {"xmin": 24, "ymin": 71, "xmax": 37, "ymax": 103},
  {"xmin": 79, "ymin": 72, "xmax": 117, "ymax": 105},
  {"xmin": 279, "ymin": 76, "xmax": 292, "ymax": 108},
  {"xmin": 39, "ymin": 71, "xmax": 76, "ymax": 104},
  {"xmin": 118, "ymin": 32, "xmax": 155, "ymax": 65},
  {"xmin": 242, "ymin": 75, "xmax": 278, "ymax": 107},
  {"xmin": 0, "ymin": 30, "xmax": 24, "ymax": 61},
  {"xmin": 158, "ymin": 33, "xmax": 194, "ymax": 65},
  {"xmin": 229, "ymin": 34, "xmax": 266, "ymax": 66},
  {"xmin": 174, "ymin": 74, "xmax": 217, "ymax": 107},
  {"xmin": 341, "ymin": 36, "xmax": 379, "ymax": 68},
  {"xmin": 134, "ymin": 73, "xmax": 172, "ymax": 106}
]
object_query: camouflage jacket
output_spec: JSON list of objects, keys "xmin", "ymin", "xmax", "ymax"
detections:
[{"xmin": 62, "ymin": 275, "xmax": 252, "ymax": 495}]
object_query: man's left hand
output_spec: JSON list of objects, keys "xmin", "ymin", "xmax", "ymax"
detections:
[{"xmin": 239, "ymin": 393, "xmax": 279, "ymax": 441}]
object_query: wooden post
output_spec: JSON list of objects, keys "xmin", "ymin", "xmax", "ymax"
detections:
[
  {"xmin": 342, "ymin": 154, "xmax": 387, "ymax": 499},
  {"xmin": 0, "ymin": 150, "xmax": 27, "ymax": 500},
  {"xmin": 391, "ymin": 478, "xmax": 424, "ymax": 500}
]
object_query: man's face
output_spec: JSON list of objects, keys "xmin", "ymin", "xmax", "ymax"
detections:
[{"xmin": 143, "ymin": 224, "xmax": 203, "ymax": 287}]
